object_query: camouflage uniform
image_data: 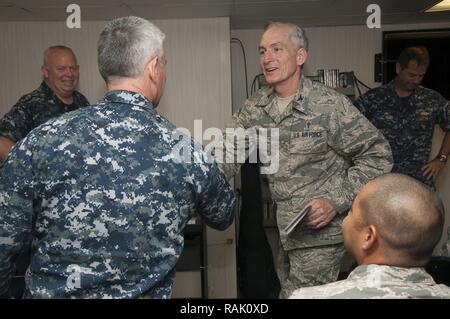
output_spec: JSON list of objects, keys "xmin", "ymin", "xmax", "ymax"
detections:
[
  {"xmin": 289, "ymin": 264, "xmax": 450, "ymax": 299},
  {"xmin": 354, "ymin": 81, "xmax": 450, "ymax": 188},
  {"xmin": 220, "ymin": 76, "xmax": 393, "ymax": 298},
  {"xmin": 0, "ymin": 90, "xmax": 235, "ymax": 298},
  {"xmin": 0, "ymin": 81, "xmax": 89, "ymax": 143}
]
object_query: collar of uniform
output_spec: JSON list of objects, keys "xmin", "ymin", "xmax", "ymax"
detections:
[
  {"xmin": 291, "ymin": 76, "xmax": 310, "ymax": 114},
  {"xmin": 387, "ymin": 80, "xmax": 401, "ymax": 99},
  {"xmin": 40, "ymin": 80, "xmax": 53, "ymax": 96},
  {"xmin": 388, "ymin": 79, "xmax": 424, "ymax": 100},
  {"xmin": 39, "ymin": 81, "xmax": 70, "ymax": 106},
  {"xmin": 254, "ymin": 85, "xmax": 274, "ymax": 107},
  {"xmin": 257, "ymin": 76, "xmax": 309, "ymax": 116},
  {"xmin": 348, "ymin": 264, "xmax": 434, "ymax": 284},
  {"xmin": 104, "ymin": 90, "xmax": 155, "ymax": 112}
]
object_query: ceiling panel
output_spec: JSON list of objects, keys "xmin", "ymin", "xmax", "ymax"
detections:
[
  {"xmin": 26, "ymin": 5, "xmax": 134, "ymax": 21},
  {"xmin": 0, "ymin": 0, "xmax": 123, "ymax": 6},
  {"xmin": 129, "ymin": 5, "xmax": 232, "ymax": 20},
  {"xmin": 0, "ymin": 6, "xmax": 34, "ymax": 20},
  {"xmin": 0, "ymin": 0, "xmax": 448, "ymax": 29}
]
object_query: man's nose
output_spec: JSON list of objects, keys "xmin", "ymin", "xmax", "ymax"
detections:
[
  {"xmin": 262, "ymin": 51, "xmax": 273, "ymax": 64},
  {"xmin": 63, "ymin": 67, "xmax": 73, "ymax": 77}
]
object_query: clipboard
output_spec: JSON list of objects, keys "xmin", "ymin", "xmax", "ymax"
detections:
[{"xmin": 282, "ymin": 206, "xmax": 310, "ymax": 237}]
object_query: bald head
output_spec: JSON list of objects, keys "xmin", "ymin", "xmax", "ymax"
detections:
[
  {"xmin": 43, "ymin": 46, "xmax": 77, "ymax": 67},
  {"xmin": 358, "ymin": 173, "xmax": 444, "ymax": 265}
]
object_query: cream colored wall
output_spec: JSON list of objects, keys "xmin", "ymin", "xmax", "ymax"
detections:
[
  {"xmin": 0, "ymin": 17, "xmax": 236, "ymax": 298},
  {"xmin": 154, "ymin": 18, "xmax": 237, "ymax": 298},
  {"xmin": 231, "ymin": 21, "xmax": 450, "ymax": 255}
]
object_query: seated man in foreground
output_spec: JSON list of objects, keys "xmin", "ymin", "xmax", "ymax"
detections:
[{"xmin": 290, "ymin": 173, "xmax": 450, "ymax": 299}]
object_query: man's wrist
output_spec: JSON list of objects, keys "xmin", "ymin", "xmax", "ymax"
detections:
[{"xmin": 435, "ymin": 154, "xmax": 448, "ymax": 163}]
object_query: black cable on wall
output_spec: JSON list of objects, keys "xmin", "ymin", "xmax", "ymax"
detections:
[{"xmin": 231, "ymin": 37, "xmax": 249, "ymax": 98}]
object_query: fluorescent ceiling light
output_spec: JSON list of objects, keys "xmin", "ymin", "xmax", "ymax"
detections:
[{"xmin": 426, "ymin": 0, "xmax": 450, "ymax": 12}]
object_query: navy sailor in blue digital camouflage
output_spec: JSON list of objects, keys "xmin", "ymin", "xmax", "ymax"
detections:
[
  {"xmin": 0, "ymin": 16, "xmax": 235, "ymax": 298},
  {"xmin": 290, "ymin": 173, "xmax": 450, "ymax": 299},
  {"xmin": 354, "ymin": 46, "xmax": 450, "ymax": 188},
  {"xmin": 0, "ymin": 45, "xmax": 89, "ymax": 163},
  {"xmin": 216, "ymin": 22, "xmax": 393, "ymax": 298}
]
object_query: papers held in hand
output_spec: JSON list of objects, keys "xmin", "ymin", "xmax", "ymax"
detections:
[{"xmin": 282, "ymin": 206, "xmax": 310, "ymax": 237}]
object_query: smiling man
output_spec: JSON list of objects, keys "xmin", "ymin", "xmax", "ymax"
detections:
[
  {"xmin": 0, "ymin": 45, "xmax": 89, "ymax": 162},
  {"xmin": 218, "ymin": 22, "xmax": 393, "ymax": 298}
]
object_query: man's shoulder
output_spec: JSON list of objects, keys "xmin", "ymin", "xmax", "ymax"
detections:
[
  {"xmin": 289, "ymin": 278, "xmax": 358, "ymax": 299},
  {"xmin": 309, "ymin": 80, "xmax": 341, "ymax": 95},
  {"xmin": 289, "ymin": 265, "xmax": 389, "ymax": 299},
  {"xmin": 14, "ymin": 85, "xmax": 49, "ymax": 106},
  {"xmin": 358, "ymin": 84, "xmax": 390, "ymax": 100},
  {"xmin": 415, "ymin": 86, "xmax": 445, "ymax": 100},
  {"xmin": 28, "ymin": 107, "xmax": 83, "ymax": 137},
  {"xmin": 73, "ymin": 89, "xmax": 90, "ymax": 105},
  {"xmin": 306, "ymin": 81, "xmax": 355, "ymax": 115},
  {"xmin": 309, "ymin": 81, "xmax": 349, "ymax": 102},
  {"xmin": 291, "ymin": 265, "xmax": 450, "ymax": 299},
  {"xmin": 245, "ymin": 86, "xmax": 273, "ymax": 107}
]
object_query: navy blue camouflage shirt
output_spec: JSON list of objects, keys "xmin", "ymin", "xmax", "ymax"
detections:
[
  {"xmin": 354, "ymin": 81, "xmax": 450, "ymax": 187},
  {"xmin": 0, "ymin": 81, "xmax": 89, "ymax": 143},
  {"xmin": 0, "ymin": 90, "xmax": 235, "ymax": 298}
]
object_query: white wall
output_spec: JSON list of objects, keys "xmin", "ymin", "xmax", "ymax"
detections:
[
  {"xmin": 231, "ymin": 21, "xmax": 450, "ymax": 255},
  {"xmin": 0, "ymin": 17, "xmax": 236, "ymax": 298}
]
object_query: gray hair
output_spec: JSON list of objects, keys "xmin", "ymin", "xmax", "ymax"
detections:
[
  {"xmin": 97, "ymin": 16, "xmax": 166, "ymax": 82},
  {"xmin": 43, "ymin": 45, "xmax": 76, "ymax": 66},
  {"xmin": 265, "ymin": 22, "xmax": 308, "ymax": 52}
]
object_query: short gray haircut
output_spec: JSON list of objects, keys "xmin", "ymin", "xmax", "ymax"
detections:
[
  {"xmin": 265, "ymin": 22, "xmax": 309, "ymax": 52},
  {"xmin": 97, "ymin": 16, "xmax": 166, "ymax": 82},
  {"xmin": 43, "ymin": 45, "xmax": 76, "ymax": 66}
]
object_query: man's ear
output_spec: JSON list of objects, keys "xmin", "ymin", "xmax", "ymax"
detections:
[
  {"xmin": 41, "ymin": 66, "xmax": 49, "ymax": 79},
  {"xmin": 395, "ymin": 62, "xmax": 401, "ymax": 75},
  {"xmin": 362, "ymin": 225, "xmax": 377, "ymax": 251},
  {"xmin": 296, "ymin": 48, "xmax": 308, "ymax": 67},
  {"xmin": 146, "ymin": 56, "xmax": 159, "ymax": 83}
]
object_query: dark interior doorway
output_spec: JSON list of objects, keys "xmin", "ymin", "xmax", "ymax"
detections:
[{"xmin": 383, "ymin": 29, "xmax": 450, "ymax": 99}]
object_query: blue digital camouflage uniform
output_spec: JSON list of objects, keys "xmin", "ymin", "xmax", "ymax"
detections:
[
  {"xmin": 354, "ymin": 81, "xmax": 450, "ymax": 187},
  {"xmin": 219, "ymin": 76, "xmax": 393, "ymax": 297},
  {"xmin": 0, "ymin": 81, "xmax": 90, "ymax": 143},
  {"xmin": 0, "ymin": 90, "xmax": 235, "ymax": 298},
  {"xmin": 289, "ymin": 264, "xmax": 450, "ymax": 299}
]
